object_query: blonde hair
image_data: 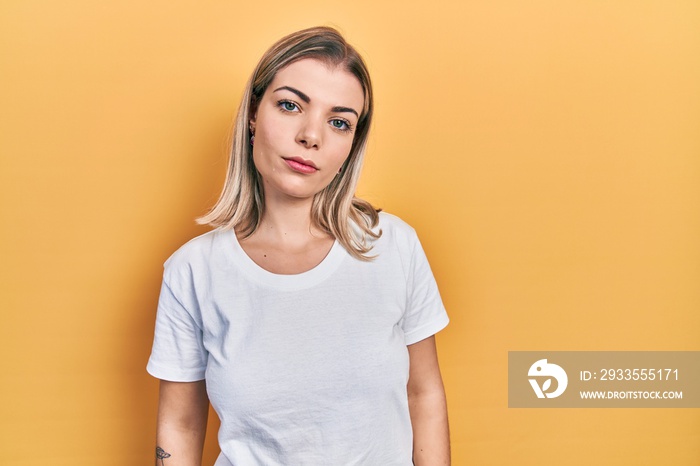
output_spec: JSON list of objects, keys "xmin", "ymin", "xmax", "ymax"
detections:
[{"xmin": 198, "ymin": 26, "xmax": 381, "ymax": 260}]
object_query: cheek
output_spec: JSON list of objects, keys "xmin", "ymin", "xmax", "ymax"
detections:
[
  {"xmin": 255, "ymin": 121, "xmax": 279, "ymax": 150},
  {"xmin": 254, "ymin": 108, "xmax": 288, "ymax": 146},
  {"xmin": 330, "ymin": 139, "xmax": 354, "ymax": 166},
  {"xmin": 252, "ymin": 124, "xmax": 287, "ymax": 170}
]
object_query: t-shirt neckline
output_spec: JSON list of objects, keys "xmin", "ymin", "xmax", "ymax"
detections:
[{"xmin": 221, "ymin": 229, "xmax": 347, "ymax": 291}]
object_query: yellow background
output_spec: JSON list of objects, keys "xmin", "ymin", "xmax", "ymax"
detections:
[{"xmin": 1, "ymin": 0, "xmax": 698, "ymax": 464}]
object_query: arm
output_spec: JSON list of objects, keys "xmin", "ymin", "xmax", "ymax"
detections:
[
  {"xmin": 155, "ymin": 380, "xmax": 209, "ymax": 466},
  {"xmin": 407, "ymin": 335, "xmax": 450, "ymax": 466}
]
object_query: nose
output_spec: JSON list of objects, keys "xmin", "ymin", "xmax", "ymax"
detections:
[{"xmin": 295, "ymin": 115, "xmax": 322, "ymax": 149}]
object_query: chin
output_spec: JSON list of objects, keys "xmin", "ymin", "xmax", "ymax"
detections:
[{"xmin": 268, "ymin": 181, "xmax": 323, "ymax": 201}]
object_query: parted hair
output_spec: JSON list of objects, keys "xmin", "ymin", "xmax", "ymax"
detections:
[{"xmin": 198, "ymin": 26, "xmax": 381, "ymax": 259}]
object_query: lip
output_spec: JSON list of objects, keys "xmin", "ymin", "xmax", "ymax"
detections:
[{"xmin": 283, "ymin": 157, "xmax": 318, "ymax": 174}]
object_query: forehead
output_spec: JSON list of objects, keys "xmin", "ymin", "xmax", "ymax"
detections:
[{"xmin": 268, "ymin": 58, "xmax": 364, "ymax": 113}]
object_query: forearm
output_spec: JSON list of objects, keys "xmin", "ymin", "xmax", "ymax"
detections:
[
  {"xmin": 408, "ymin": 389, "xmax": 450, "ymax": 466},
  {"xmin": 156, "ymin": 422, "xmax": 207, "ymax": 466},
  {"xmin": 155, "ymin": 380, "xmax": 209, "ymax": 466}
]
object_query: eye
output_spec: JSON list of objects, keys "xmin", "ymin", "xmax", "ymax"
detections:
[
  {"xmin": 277, "ymin": 100, "xmax": 299, "ymax": 112},
  {"xmin": 330, "ymin": 118, "xmax": 353, "ymax": 132}
]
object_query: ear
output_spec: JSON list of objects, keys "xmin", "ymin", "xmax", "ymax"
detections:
[
  {"xmin": 249, "ymin": 116, "xmax": 256, "ymax": 134},
  {"xmin": 249, "ymin": 95, "xmax": 259, "ymax": 133}
]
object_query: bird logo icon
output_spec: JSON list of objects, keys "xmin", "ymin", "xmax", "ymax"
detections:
[{"xmin": 528, "ymin": 359, "xmax": 568, "ymax": 399}]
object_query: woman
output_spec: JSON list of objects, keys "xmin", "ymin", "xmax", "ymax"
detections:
[{"xmin": 148, "ymin": 26, "xmax": 450, "ymax": 466}]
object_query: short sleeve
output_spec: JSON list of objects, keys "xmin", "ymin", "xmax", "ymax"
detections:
[
  {"xmin": 401, "ymin": 234, "xmax": 449, "ymax": 345},
  {"xmin": 146, "ymin": 278, "xmax": 207, "ymax": 382}
]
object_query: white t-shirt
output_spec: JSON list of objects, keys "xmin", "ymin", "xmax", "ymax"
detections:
[{"xmin": 147, "ymin": 212, "xmax": 449, "ymax": 465}]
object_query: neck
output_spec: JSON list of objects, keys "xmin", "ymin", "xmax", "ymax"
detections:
[{"xmin": 255, "ymin": 193, "xmax": 327, "ymax": 245}]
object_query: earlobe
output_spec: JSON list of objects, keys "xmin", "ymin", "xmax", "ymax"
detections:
[
  {"xmin": 249, "ymin": 109, "xmax": 256, "ymax": 134},
  {"xmin": 249, "ymin": 95, "xmax": 258, "ymax": 130}
]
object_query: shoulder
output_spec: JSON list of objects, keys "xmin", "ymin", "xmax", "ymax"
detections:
[
  {"xmin": 164, "ymin": 229, "xmax": 222, "ymax": 266},
  {"xmin": 372, "ymin": 211, "xmax": 421, "ymax": 256},
  {"xmin": 376, "ymin": 211, "xmax": 418, "ymax": 241},
  {"xmin": 162, "ymin": 229, "xmax": 231, "ymax": 282}
]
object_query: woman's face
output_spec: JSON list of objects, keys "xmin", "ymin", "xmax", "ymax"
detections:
[{"xmin": 249, "ymin": 58, "xmax": 364, "ymax": 203}]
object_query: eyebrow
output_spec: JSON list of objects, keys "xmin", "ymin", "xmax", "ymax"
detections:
[
  {"xmin": 331, "ymin": 106, "xmax": 359, "ymax": 119},
  {"xmin": 273, "ymin": 86, "xmax": 359, "ymax": 119}
]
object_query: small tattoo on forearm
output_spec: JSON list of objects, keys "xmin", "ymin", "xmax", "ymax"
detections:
[{"xmin": 156, "ymin": 446, "xmax": 171, "ymax": 465}]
